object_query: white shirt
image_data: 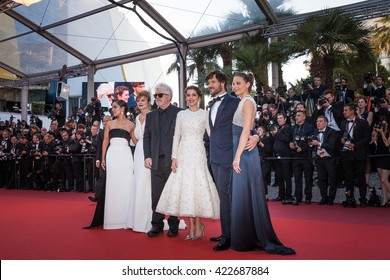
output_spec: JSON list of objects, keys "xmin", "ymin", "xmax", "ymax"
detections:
[{"xmin": 210, "ymin": 93, "xmax": 227, "ymax": 125}]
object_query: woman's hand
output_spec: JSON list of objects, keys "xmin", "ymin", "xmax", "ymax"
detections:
[
  {"xmin": 171, "ymin": 158, "xmax": 178, "ymax": 173},
  {"xmin": 233, "ymin": 158, "xmax": 241, "ymax": 174},
  {"xmin": 101, "ymin": 160, "xmax": 106, "ymax": 170}
]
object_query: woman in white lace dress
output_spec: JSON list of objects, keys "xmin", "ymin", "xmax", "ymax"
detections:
[{"xmin": 156, "ymin": 86, "xmax": 219, "ymax": 240}]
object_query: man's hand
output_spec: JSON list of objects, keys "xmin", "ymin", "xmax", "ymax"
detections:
[{"xmin": 144, "ymin": 158, "xmax": 152, "ymax": 169}]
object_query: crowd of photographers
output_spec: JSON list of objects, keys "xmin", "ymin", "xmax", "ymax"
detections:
[
  {"xmin": 256, "ymin": 75, "xmax": 390, "ymax": 208},
  {"xmin": 1, "ymin": 76, "xmax": 389, "ymax": 208},
  {"xmin": 0, "ymin": 97, "xmax": 108, "ymax": 193}
]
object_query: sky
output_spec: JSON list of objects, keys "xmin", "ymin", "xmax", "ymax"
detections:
[
  {"xmin": 162, "ymin": 0, "xmax": 367, "ymax": 100},
  {"xmin": 279, "ymin": 0, "xmax": 365, "ymax": 87}
]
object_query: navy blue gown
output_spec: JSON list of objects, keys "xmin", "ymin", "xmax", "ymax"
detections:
[{"xmin": 231, "ymin": 96, "xmax": 295, "ymax": 255}]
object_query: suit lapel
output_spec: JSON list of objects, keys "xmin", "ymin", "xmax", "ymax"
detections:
[{"xmin": 214, "ymin": 95, "xmax": 228, "ymax": 125}]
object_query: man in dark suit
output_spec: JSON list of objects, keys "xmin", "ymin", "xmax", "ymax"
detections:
[
  {"xmin": 206, "ymin": 71, "xmax": 239, "ymax": 251},
  {"xmin": 340, "ymin": 103, "xmax": 370, "ymax": 207},
  {"xmin": 144, "ymin": 82, "xmax": 183, "ymax": 237},
  {"xmin": 312, "ymin": 89, "xmax": 343, "ymax": 132},
  {"xmin": 289, "ymin": 110, "xmax": 315, "ymax": 205},
  {"xmin": 271, "ymin": 113, "xmax": 293, "ymax": 203},
  {"xmin": 309, "ymin": 115, "xmax": 340, "ymax": 205},
  {"xmin": 206, "ymin": 70, "xmax": 258, "ymax": 251},
  {"xmin": 338, "ymin": 78, "xmax": 355, "ymax": 104}
]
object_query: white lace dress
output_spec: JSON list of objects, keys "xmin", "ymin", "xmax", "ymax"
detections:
[{"xmin": 156, "ymin": 109, "xmax": 220, "ymax": 218}]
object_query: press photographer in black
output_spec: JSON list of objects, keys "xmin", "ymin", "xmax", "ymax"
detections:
[
  {"xmin": 270, "ymin": 113, "xmax": 293, "ymax": 203},
  {"xmin": 288, "ymin": 110, "xmax": 315, "ymax": 205},
  {"xmin": 84, "ymin": 97, "xmax": 102, "ymax": 125},
  {"xmin": 340, "ymin": 103, "xmax": 370, "ymax": 208},
  {"xmin": 312, "ymin": 89, "xmax": 343, "ymax": 132},
  {"xmin": 257, "ymin": 126, "xmax": 274, "ymax": 199},
  {"xmin": 309, "ymin": 115, "xmax": 340, "ymax": 205},
  {"xmin": 337, "ymin": 78, "xmax": 355, "ymax": 105},
  {"xmin": 52, "ymin": 102, "xmax": 66, "ymax": 128}
]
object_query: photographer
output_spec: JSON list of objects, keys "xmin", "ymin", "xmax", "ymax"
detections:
[
  {"xmin": 41, "ymin": 133, "xmax": 58, "ymax": 191},
  {"xmin": 270, "ymin": 113, "xmax": 293, "ymax": 203},
  {"xmin": 84, "ymin": 125, "xmax": 99, "ymax": 192},
  {"xmin": 369, "ymin": 115, "xmax": 390, "ymax": 207},
  {"xmin": 257, "ymin": 126, "xmax": 274, "ymax": 199},
  {"xmin": 288, "ymin": 110, "xmax": 315, "ymax": 205},
  {"xmin": 337, "ymin": 78, "xmax": 355, "ymax": 105},
  {"xmin": 309, "ymin": 116, "xmax": 340, "ymax": 205},
  {"xmin": 278, "ymin": 87, "xmax": 302, "ymax": 114},
  {"xmin": 16, "ymin": 136, "xmax": 32, "ymax": 189},
  {"xmin": 0, "ymin": 129, "xmax": 12, "ymax": 189},
  {"xmin": 76, "ymin": 107, "xmax": 86, "ymax": 126},
  {"xmin": 363, "ymin": 75, "xmax": 386, "ymax": 100},
  {"xmin": 376, "ymin": 88, "xmax": 390, "ymax": 118},
  {"xmin": 30, "ymin": 115, "xmax": 43, "ymax": 129},
  {"xmin": 340, "ymin": 104, "xmax": 370, "ymax": 208},
  {"xmin": 30, "ymin": 133, "xmax": 44, "ymax": 190},
  {"xmin": 53, "ymin": 102, "xmax": 66, "ymax": 128},
  {"xmin": 304, "ymin": 75, "xmax": 327, "ymax": 109},
  {"xmin": 52, "ymin": 130, "xmax": 74, "ymax": 192},
  {"xmin": 69, "ymin": 130, "xmax": 87, "ymax": 192},
  {"xmin": 312, "ymin": 90, "xmax": 343, "ymax": 132},
  {"xmin": 84, "ymin": 97, "xmax": 102, "ymax": 125}
]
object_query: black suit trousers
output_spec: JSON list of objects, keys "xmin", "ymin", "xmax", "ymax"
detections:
[
  {"xmin": 342, "ymin": 159, "xmax": 367, "ymax": 201},
  {"xmin": 292, "ymin": 159, "xmax": 313, "ymax": 200},
  {"xmin": 150, "ymin": 157, "xmax": 179, "ymax": 230},
  {"xmin": 211, "ymin": 162, "xmax": 232, "ymax": 239},
  {"xmin": 316, "ymin": 157, "xmax": 338, "ymax": 200}
]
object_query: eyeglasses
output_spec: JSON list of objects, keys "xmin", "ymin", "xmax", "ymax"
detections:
[
  {"xmin": 153, "ymin": 93, "xmax": 169, "ymax": 98},
  {"xmin": 106, "ymin": 94, "xmax": 114, "ymax": 98}
]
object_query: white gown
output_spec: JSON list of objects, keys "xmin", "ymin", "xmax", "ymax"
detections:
[
  {"xmin": 128, "ymin": 115, "xmax": 153, "ymax": 233},
  {"xmin": 104, "ymin": 129, "xmax": 134, "ymax": 229},
  {"xmin": 156, "ymin": 109, "xmax": 220, "ymax": 219}
]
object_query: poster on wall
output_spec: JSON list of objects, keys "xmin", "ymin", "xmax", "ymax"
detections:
[{"xmin": 82, "ymin": 82, "xmax": 145, "ymax": 111}]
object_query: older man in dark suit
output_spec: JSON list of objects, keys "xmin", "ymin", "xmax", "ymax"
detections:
[{"xmin": 144, "ymin": 82, "xmax": 183, "ymax": 237}]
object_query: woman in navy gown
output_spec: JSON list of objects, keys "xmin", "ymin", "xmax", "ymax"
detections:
[{"xmin": 230, "ymin": 72, "xmax": 296, "ymax": 255}]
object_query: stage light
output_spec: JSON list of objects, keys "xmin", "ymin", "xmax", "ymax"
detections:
[{"xmin": 13, "ymin": 0, "xmax": 42, "ymax": 7}]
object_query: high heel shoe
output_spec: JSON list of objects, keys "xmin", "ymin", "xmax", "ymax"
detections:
[
  {"xmin": 381, "ymin": 200, "xmax": 389, "ymax": 207},
  {"xmin": 184, "ymin": 234, "xmax": 194, "ymax": 240},
  {"xmin": 192, "ymin": 223, "xmax": 205, "ymax": 240}
]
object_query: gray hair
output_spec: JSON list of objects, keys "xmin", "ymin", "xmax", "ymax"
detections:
[{"xmin": 154, "ymin": 82, "xmax": 173, "ymax": 96}]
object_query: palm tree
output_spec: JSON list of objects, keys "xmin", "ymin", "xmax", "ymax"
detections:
[
  {"xmin": 276, "ymin": 8, "xmax": 375, "ymax": 89},
  {"xmin": 371, "ymin": 16, "xmax": 390, "ymax": 57}
]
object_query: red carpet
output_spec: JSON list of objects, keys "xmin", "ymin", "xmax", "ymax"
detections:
[{"xmin": 0, "ymin": 188, "xmax": 389, "ymax": 260}]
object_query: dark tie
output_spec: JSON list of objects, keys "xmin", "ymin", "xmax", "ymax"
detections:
[{"xmin": 208, "ymin": 96, "xmax": 221, "ymax": 109}]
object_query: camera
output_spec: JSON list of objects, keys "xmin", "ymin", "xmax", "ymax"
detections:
[
  {"xmin": 318, "ymin": 96, "xmax": 328, "ymax": 106},
  {"xmin": 334, "ymin": 78, "xmax": 342, "ymax": 91},
  {"xmin": 363, "ymin": 72, "xmax": 375, "ymax": 83},
  {"xmin": 373, "ymin": 122, "xmax": 383, "ymax": 129},
  {"xmin": 47, "ymin": 109, "xmax": 58, "ymax": 120},
  {"xmin": 306, "ymin": 135, "xmax": 317, "ymax": 142},
  {"xmin": 341, "ymin": 132, "xmax": 352, "ymax": 152}
]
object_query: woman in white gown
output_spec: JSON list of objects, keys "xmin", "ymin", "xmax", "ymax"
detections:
[
  {"xmin": 128, "ymin": 91, "xmax": 153, "ymax": 233},
  {"xmin": 156, "ymin": 86, "xmax": 220, "ymax": 240},
  {"xmin": 101, "ymin": 100, "xmax": 136, "ymax": 230}
]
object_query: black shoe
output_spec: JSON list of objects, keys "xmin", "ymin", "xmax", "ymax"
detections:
[
  {"xmin": 88, "ymin": 196, "xmax": 97, "ymax": 202},
  {"xmin": 281, "ymin": 197, "xmax": 293, "ymax": 205},
  {"xmin": 210, "ymin": 235, "xmax": 222, "ymax": 242},
  {"xmin": 292, "ymin": 197, "xmax": 300, "ymax": 205},
  {"xmin": 327, "ymin": 200, "xmax": 334, "ymax": 206},
  {"xmin": 360, "ymin": 202, "xmax": 368, "ymax": 208},
  {"xmin": 318, "ymin": 198, "xmax": 328, "ymax": 205},
  {"xmin": 147, "ymin": 227, "xmax": 164, "ymax": 237},
  {"xmin": 305, "ymin": 199, "xmax": 311, "ymax": 205},
  {"xmin": 167, "ymin": 228, "xmax": 178, "ymax": 237},
  {"xmin": 272, "ymin": 196, "xmax": 284, "ymax": 202},
  {"xmin": 213, "ymin": 238, "xmax": 231, "ymax": 251}
]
